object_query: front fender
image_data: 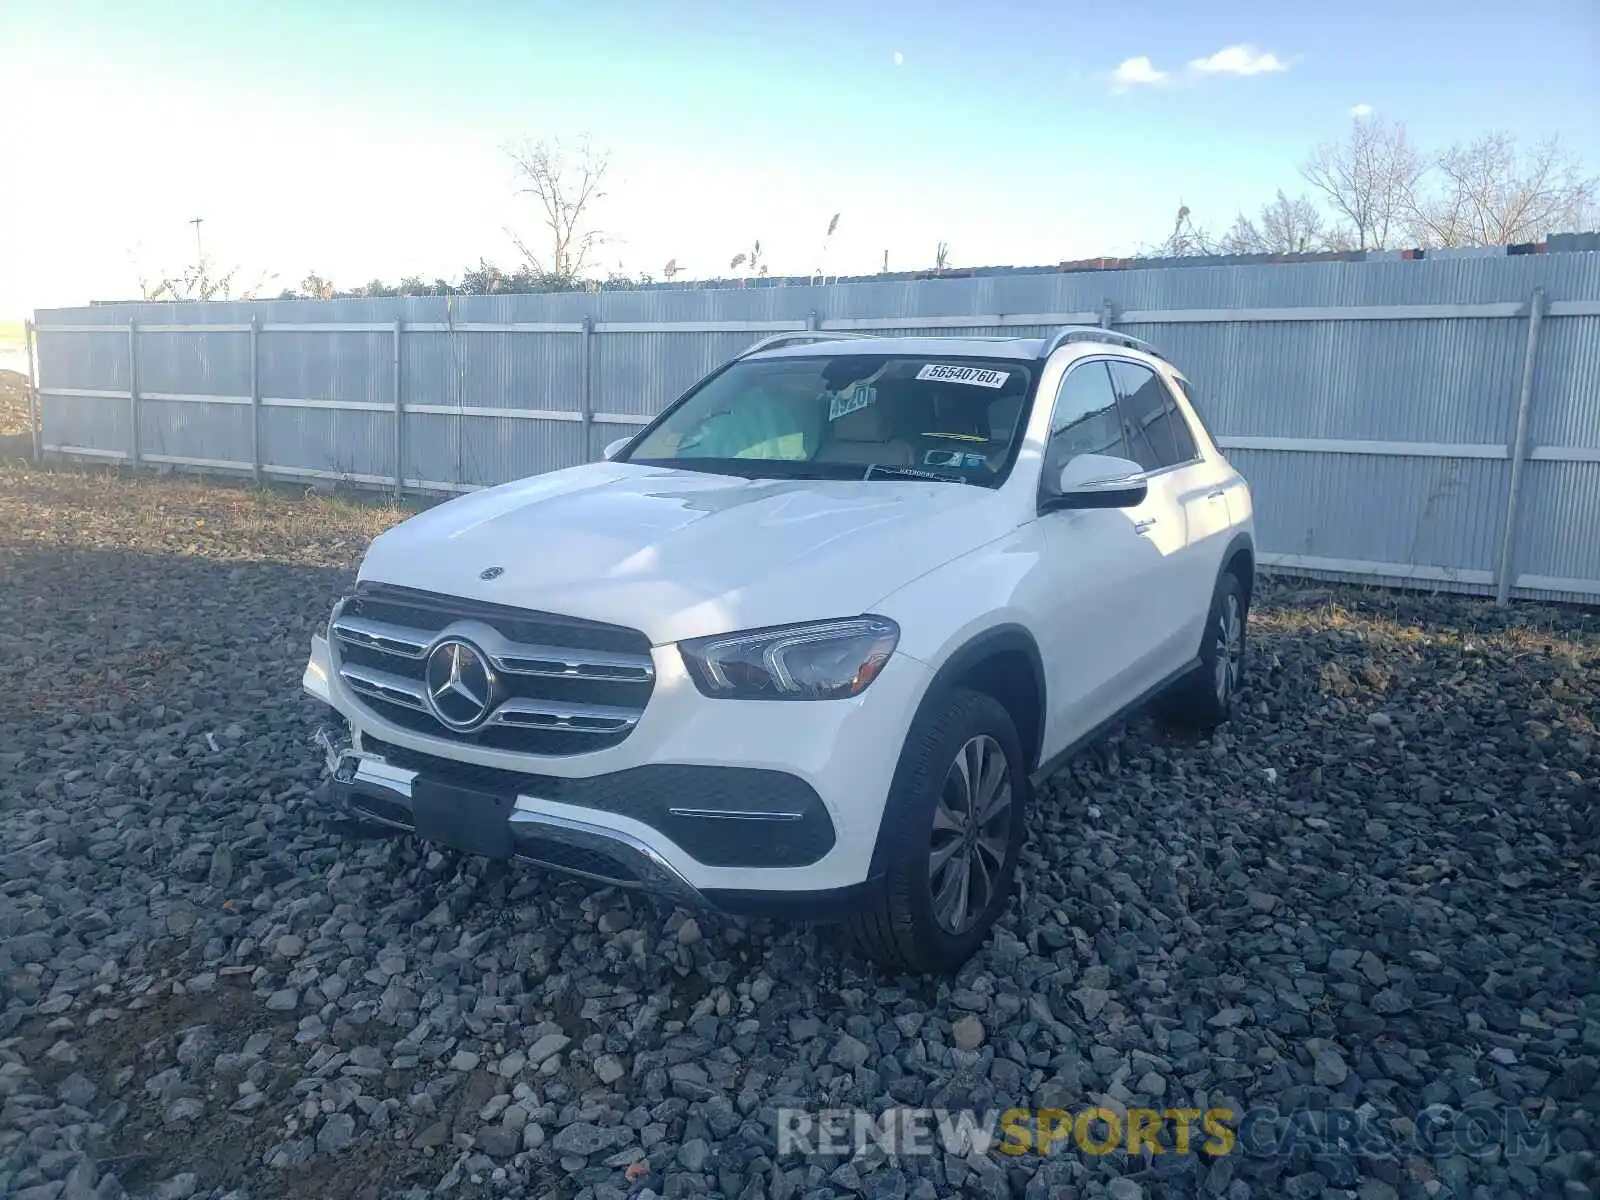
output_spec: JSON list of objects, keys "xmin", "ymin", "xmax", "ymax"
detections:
[{"xmin": 874, "ymin": 524, "xmax": 1049, "ymax": 766}]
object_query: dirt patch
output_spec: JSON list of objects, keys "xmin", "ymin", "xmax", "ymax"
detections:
[
  {"xmin": 17, "ymin": 978, "xmax": 295, "ymax": 1194},
  {"xmin": 13, "ymin": 970, "xmax": 457, "ymax": 1199},
  {"xmin": 0, "ymin": 370, "xmax": 32, "ymax": 438}
]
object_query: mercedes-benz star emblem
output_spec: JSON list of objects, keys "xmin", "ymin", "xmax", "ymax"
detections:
[
  {"xmin": 479, "ymin": 566, "xmax": 504, "ymax": 581},
  {"xmin": 423, "ymin": 638, "xmax": 496, "ymax": 730}
]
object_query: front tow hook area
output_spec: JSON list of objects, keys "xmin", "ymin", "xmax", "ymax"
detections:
[
  {"xmin": 313, "ymin": 722, "xmax": 393, "ymax": 836},
  {"xmin": 315, "ymin": 722, "xmax": 359, "ymax": 783}
]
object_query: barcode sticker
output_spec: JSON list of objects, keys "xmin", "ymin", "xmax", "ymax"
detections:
[{"xmin": 916, "ymin": 363, "xmax": 1009, "ymax": 389}]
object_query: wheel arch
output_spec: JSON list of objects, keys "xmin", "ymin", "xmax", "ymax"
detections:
[
  {"xmin": 925, "ymin": 623, "xmax": 1047, "ymax": 771},
  {"xmin": 1218, "ymin": 531, "xmax": 1255, "ymax": 606},
  {"xmin": 866, "ymin": 624, "xmax": 1046, "ymax": 880}
]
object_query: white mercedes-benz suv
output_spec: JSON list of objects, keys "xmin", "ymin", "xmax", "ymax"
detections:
[{"xmin": 303, "ymin": 328, "xmax": 1254, "ymax": 971}]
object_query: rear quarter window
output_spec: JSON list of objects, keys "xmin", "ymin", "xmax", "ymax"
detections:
[{"xmin": 1170, "ymin": 376, "xmax": 1214, "ymax": 443}]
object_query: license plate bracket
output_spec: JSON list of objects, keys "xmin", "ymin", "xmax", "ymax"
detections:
[{"xmin": 411, "ymin": 777, "xmax": 516, "ymax": 859}]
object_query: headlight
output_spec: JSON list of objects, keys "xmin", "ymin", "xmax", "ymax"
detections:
[{"xmin": 679, "ymin": 617, "xmax": 900, "ymax": 700}]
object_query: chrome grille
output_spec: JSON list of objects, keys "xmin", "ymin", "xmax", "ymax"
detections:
[{"xmin": 331, "ymin": 585, "xmax": 655, "ymax": 755}]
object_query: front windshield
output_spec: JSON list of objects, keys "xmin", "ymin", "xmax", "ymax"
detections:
[{"xmin": 623, "ymin": 354, "xmax": 1037, "ymax": 487}]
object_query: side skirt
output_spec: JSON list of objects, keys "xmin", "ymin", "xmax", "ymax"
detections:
[{"xmin": 1029, "ymin": 655, "xmax": 1201, "ymax": 786}]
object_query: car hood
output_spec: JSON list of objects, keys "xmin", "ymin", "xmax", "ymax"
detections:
[{"xmin": 358, "ymin": 463, "xmax": 1010, "ymax": 644}]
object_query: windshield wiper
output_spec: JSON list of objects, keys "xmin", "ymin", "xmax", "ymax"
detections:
[{"xmin": 863, "ymin": 463, "xmax": 967, "ymax": 484}]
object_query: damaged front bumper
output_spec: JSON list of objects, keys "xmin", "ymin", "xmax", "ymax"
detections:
[{"xmin": 313, "ymin": 724, "xmax": 706, "ymax": 909}]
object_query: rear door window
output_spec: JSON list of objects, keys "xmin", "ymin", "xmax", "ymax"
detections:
[{"xmin": 1107, "ymin": 360, "xmax": 1196, "ymax": 471}]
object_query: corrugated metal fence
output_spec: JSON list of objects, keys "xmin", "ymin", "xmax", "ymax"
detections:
[{"xmin": 30, "ymin": 254, "xmax": 1600, "ymax": 602}]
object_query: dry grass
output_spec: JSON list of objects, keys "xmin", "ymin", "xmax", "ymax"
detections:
[
  {"xmin": 1257, "ymin": 581, "xmax": 1599, "ymax": 658},
  {"xmin": 0, "ymin": 461, "xmax": 418, "ymax": 568},
  {"xmin": 0, "ymin": 369, "xmax": 31, "ymax": 437}
]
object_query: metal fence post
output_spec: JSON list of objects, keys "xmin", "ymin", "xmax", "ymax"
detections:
[
  {"xmin": 1494, "ymin": 287, "xmax": 1547, "ymax": 604},
  {"xmin": 249, "ymin": 316, "xmax": 262, "ymax": 484},
  {"xmin": 24, "ymin": 319, "xmax": 40, "ymax": 462},
  {"xmin": 392, "ymin": 317, "xmax": 404, "ymax": 500},
  {"xmin": 1100, "ymin": 299, "xmax": 1114, "ymax": 329},
  {"xmin": 128, "ymin": 319, "xmax": 140, "ymax": 472},
  {"xmin": 579, "ymin": 315, "xmax": 595, "ymax": 462},
  {"xmin": 807, "ymin": 310, "xmax": 820, "ymax": 331}
]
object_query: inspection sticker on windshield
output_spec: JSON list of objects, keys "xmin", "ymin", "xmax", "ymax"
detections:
[
  {"xmin": 828, "ymin": 383, "xmax": 877, "ymax": 420},
  {"xmin": 916, "ymin": 363, "xmax": 1009, "ymax": 389}
]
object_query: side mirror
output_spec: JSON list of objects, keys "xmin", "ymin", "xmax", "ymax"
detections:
[
  {"xmin": 1043, "ymin": 453, "xmax": 1148, "ymax": 510},
  {"xmin": 602, "ymin": 437, "xmax": 632, "ymax": 461}
]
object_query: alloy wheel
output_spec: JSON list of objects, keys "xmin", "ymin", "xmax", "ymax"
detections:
[
  {"xmin": 1214, "ymin": 592, "xmax": 1243, "ymax": 705},
  {"xmin": 928, "ymin": 734, "xmax": 1012, "ymax": 934}
]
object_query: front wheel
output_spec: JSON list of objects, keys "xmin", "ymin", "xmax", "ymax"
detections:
[{"xmin": 844, "ymin": 689, "xmax": 1029, "ymax": 973}]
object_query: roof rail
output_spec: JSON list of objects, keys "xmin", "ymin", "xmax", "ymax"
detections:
[
  {"xmin": 1042, "ymin": 326, "xmax": 1163, "ymax": 361},
  {"xmin": 737, "ymin": 330, "xmax": 872, "ymax": 358}
]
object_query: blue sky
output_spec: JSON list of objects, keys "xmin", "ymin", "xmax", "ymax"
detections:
[{"xmin": 2, "ymin": 0, "xmax": 1596, "ymax": 314}]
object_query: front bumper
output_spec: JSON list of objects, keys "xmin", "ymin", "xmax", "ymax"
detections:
[
  {"xmin": 316, "ymin": 725, "xmax": 705, "ymax": 907},
  {"xmin": 305, "ymin": 629, "xmax": 934, "ymax": 909},
  {"xmin": 314, "ymin": 725, "xmax": 880, "ymax": 920}
]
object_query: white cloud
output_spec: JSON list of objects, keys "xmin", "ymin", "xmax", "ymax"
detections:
[
  {"xmin": 1111, "ymin": 56, "xmax": 1167, "ymax": 87},
  {"xmin": 1349, "ymin": 102, "xmax": 1374, "ymax": 118},
  {"xmin": 1109, "ymin": 44, "xmax": 1294, "ymax": 92},
  {"xmin": 892, "ymin": 51, "xmax": 903, "ymax": 66},
  {"xmin": 1188, "ymin": 45, "xmax": 1289, "ymax": 76}
]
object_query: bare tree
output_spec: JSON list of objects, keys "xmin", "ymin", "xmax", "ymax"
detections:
[
  {"xmin": 133, "ymin": 235, "xmax": 273, "ymax": 302},
  {"xmin": 934, "ymin": 241, "xmax": 950, "ymax": 272},
  {"xmin": 1301, "ymin": 116, "xmax": 1423, "ymax": 250},
  {"xmin": 1262, "ymin": 191, "xmax": 1326, "ymax": 252},
  {"xmin": 141, "ymin": 258, "xmax": 278, "ymax": 302},
  {"xmin": 1156, "ymin": 120, "xmax": 1595, "ymax": 258},
  {"xmin": 1224, "ymin": 189, "xmax": 1329, "ymax": 254},
  {"xmin": 300, "ymin": 272, "xmax": 334, "ymax": 300},
  {"xmin": 1407, "ymin": 133, "xmax": 1598, "ymax": 247},
  {"xmin": 504, "ymin": 136, "xmax": 611, "ymax": 281},
  {"xmin": 1216, "ymin": 214, "xmax": 1263, "ymax": 255},
  {"xmin": 1153, "ymin": 203, "xmax": 1217, "ymax": 256},
  {"xmin": 139, "ymin": 261, "xmax": 236, "ymax": 302}
]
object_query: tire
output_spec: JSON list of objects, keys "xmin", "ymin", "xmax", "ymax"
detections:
[
  {"xmin": 1162, "ymin": 570, "xmax": 1248, "ymax": 730},
  {"xmin": 844, "ymin": 688, "xmax": 1030, "ymax": 974}
]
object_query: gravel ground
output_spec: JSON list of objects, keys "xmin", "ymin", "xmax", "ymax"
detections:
[{"xmin": 1, "ymin": 463, "xmax": 1597, "ymax": 1200}]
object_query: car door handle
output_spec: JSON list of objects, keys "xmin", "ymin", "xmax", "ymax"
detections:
[
  {"xmin": 1207, "ymin": 489, "xmax": 1226, "ymax": 500},
  {"xmin": 1133, "ymin": 518, "xmax": 1157, "ymax": 535}
]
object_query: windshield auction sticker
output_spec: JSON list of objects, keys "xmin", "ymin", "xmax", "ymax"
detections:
[
  {"xmin": 828, "ymin": 383, "xmax": 877, "ymax": 421},
  {"xmin": 916, "ymin": 364, "xmax": 1009, "ymax": 388}
]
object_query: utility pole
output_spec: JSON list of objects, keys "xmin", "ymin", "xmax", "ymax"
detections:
[{"xmin": 189, "ymin": 217, "xmax": 205, "ymax": 264}]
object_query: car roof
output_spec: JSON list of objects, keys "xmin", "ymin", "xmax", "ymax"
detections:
[
  {"xmin": 747, "ymin": 335, "xmax": 1054, "ymax": 362},
  {"xmin": 744, "ymin": 333, "xmax": 1173, "ymax": 372}
]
